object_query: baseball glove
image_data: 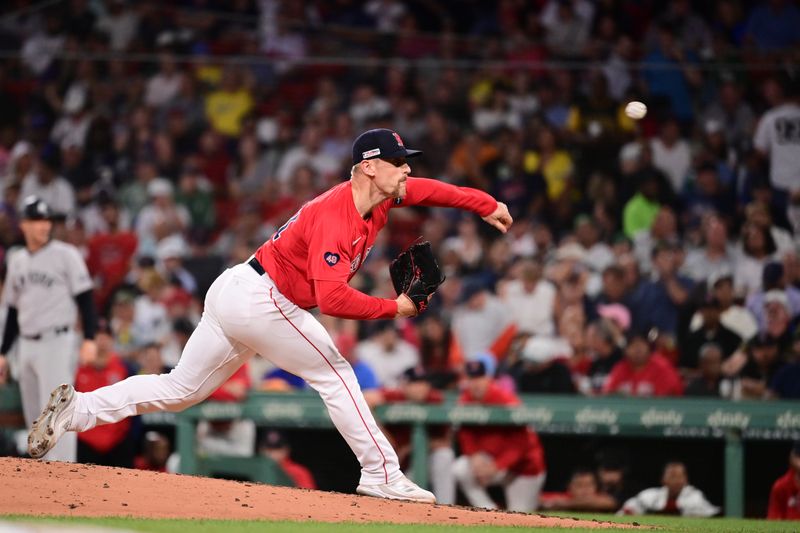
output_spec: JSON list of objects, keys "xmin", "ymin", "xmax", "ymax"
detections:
[{"xmin": 389, "ymin": 241, "xmax": 446, "ymax": 315}]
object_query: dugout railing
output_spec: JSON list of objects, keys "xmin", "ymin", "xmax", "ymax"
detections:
[{"xmin": 2, "ymin": 384, "xmax": 799, "ymax": 517}]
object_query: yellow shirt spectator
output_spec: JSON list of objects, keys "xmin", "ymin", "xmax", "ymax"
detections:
[
  {"xmin": 524, "ymin": 150, "xmax": 574, "ymax": 200},
  {"xmin": 205, "ymin": 89, "xmax": 253, "ymax": 137}
]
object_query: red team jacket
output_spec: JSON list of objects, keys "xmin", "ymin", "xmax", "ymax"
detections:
[
  {"xmin": 255, "ymin": 177, "xmax": 496, "ymax": 318},
  {"xmin": 75, "ymin": 355, "xmax": 131, "ymax": 453},
  {"xmin": 603, "ymin": 354, "xmax": 684, "ymax": 397},
  {"xmin": 457, "ymin": 382, "xmax": 545, "ymax": 476},
  {"xmin": 768, "ymin": 470, "xmax": 800, "ymax": 520}
]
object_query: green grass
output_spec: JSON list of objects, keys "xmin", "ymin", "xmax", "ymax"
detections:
[{"xmin": 3, "ymin": 514, "xmax": 798, "ymax": 533}]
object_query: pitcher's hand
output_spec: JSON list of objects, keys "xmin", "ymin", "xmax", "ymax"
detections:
[{"xmin": 482, "ymin": 202, "xmax": 513, "ymax": 233}]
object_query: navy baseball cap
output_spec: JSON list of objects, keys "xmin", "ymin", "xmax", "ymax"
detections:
[
  {"xmin": 21, "ymin": 196, "xmax": 51, "ymax": 220},
  {"xmin": 352, "ymin": 129, "xmax": 422, "ymax": 164}
]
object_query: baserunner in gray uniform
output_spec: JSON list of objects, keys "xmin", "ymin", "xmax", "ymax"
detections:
[{"xmin": 0, "ymin": 196, "xmax": 97, "ymax": 461}]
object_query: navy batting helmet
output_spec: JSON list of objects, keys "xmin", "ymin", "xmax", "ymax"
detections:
[{"xmin": 21, "ymin": 196, "xmax": 51, "ymax": 220}]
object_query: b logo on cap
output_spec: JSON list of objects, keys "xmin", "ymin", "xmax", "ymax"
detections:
[{"xmin": 392, "ymin": 132, "xmax": 404, "ymax": 147}]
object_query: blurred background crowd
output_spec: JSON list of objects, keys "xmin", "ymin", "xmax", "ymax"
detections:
[{"xmin": 0, "ymin": 0, "xmax": 799, "ymax": 518}]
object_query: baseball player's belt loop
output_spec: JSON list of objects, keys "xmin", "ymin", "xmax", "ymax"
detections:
[
  {"xmin": 22, "ymin": 325, "xmax": 70, "ymax": 341},
  {"xmin": 248, "ymin": 256, "xmax": 266, "ymax": 276}
]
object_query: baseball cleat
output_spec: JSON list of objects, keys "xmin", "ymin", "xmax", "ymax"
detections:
[
  {"xmin": 28, "ymin": 383, "xmax": 76, "ymax": 459},
  {"xmin": 356, "ymin": 475, "xmax": 436, "ymax": 503}
]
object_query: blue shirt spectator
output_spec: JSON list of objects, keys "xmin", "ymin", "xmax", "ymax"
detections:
[{"xmin": 744, "ymin": 0, "xmax": 800, "ymax": 51}]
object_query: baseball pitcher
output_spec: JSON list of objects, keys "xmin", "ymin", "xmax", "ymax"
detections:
[{"xmin": 27, "ymin": 129, "xmax": 512, "ymax": 503}]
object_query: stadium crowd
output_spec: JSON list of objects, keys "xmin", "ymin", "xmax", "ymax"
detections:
[{"xmin": 0, "ymin": 0, "xmax": 799, "ymax": 516}]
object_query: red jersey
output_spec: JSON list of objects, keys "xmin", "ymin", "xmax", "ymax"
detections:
[
  {"xmin": 86, "ymin": 231, "xmax": 138, "ymax": 307},
  {"xmin": 280, "ymin": 457, "xmax": 317, "ymax": 489},
  {"xmin": 457, "ymin": 382, "xmax": 545, "ymax": 476},
  {"xmin": 209, "ymin": 364, "xmax": 251, "ymax": 402},
  {"xmin": 603, "ymin": 354, "xmax": 684, "ymax": 397},
  {"xmin": 255, "ymin": 177, "xmax": 496, "ymax": 319},
  {"xmin": 768, "ymin": 470, "xmax": 800, "ymax": 520},
  {"xmin": 381, "ymin": 388, "xmax": 448, "ymax": 457},
  {"xmin": 75, "ymin": 354, "xmax": 131, "ymax": 453}
]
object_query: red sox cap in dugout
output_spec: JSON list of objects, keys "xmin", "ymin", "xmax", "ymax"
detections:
[{"xmin": 352, "ymin": 128, "xmax": 422, "ymax": 164}]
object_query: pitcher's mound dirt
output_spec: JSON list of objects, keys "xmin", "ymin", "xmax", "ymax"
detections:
[{"xmin": 0, "ymin": 457, "xmax": 625, "ymax": 528}]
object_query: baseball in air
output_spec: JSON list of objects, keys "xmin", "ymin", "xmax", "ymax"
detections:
[{"xmin": 625, "ymin": 101, "xmax": 647, "ymax": 120}]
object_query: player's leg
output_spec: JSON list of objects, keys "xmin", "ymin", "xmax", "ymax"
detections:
[
  {"xmin": 429, "ymin": 445, "xmax": 456, "ymax": 504},
  {"xmin": 33, "ymin": 334, "xmax": 78, "ymax": 461},
  {"xmin": 452, "ymin": 455, "xmax": 498, "ymax": 509},
  {"xmin": 69, "ymin": 270, "xmax": 254, "ymax": 429},
  {"xmin": 225, "ymin": 284, "xmax": 400, "ymax": 486},
  {"xmin": 17, "ymin": 340, "xmax": 40, "ymax": 431},
  {"xmin": 504, "ymin": 472, "xmax": 546, "ymax": 512},
  {"xmin": 29, "ymin": 268, "xmax": 254, "ymax": 458}
]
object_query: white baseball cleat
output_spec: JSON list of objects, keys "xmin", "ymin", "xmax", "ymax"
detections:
[
  {"xmin": 357, "ymin": 475, "xmax": 437, "ymax": 503},
  {"xmin": 28, "ymin": 383, "xmax": 76, "ymax": 459}
]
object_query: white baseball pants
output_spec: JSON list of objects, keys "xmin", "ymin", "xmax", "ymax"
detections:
[
  {"xmin": 453, "ymin": 455, "xmax": 545, "ymax": 512},
  {"xmin": 70, "ymin": 263, "xmax": 401, "ymax": 485},
  {"xmin": 18, "ymin": 332, "xmax": 78, "ymax": 462}
]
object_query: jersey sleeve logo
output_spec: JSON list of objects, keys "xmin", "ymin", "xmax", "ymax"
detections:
[{"xmin": 324, "ymin": 252, "xmax": 340, "ymax": 266}]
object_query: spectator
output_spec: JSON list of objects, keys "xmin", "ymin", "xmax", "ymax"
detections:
[
  {"xmin": 631, "ymin": 241, "xmax": 694, "ymax": 338},
  {"xmin": 499, "ymin": 258, "xmax": 556, "ymax": 336},
  {"xmin": 453, "ymin": 360, "xmax": 546, "ymax": 512},
  {"xmin": 582, "ymin": 319, "xmax": 624, "ymax": 395},
  {"xmin": 623, "ymin": 175, "xmax": 663, "ymax": 240},
  {"xmin": 769, "ymin": 335, "xmax": 800, "ymax": 399},
  {"xmin": 681, "ymin": 297, "xmax": 742, "ymax": 371},
  {"xmin": 684, "ymin": 343, "xmax": 734, "ymax": 398},
  {"xmin": 603, "ymin": 331, "xmax": 684, "ymax": 397},
  {"xmin": 620, "ymin": 462, "xmax": 719, "ymax": 517},
  {"xmin": 451, "ymin": 278, "xmax": 515, "ymax": 361},
  {"xmin": 747, "ymin": 263, "xmax": 800, "ymax": 332},
  {"xmin": 690, "ymin": 271, "xmax": 758, "ymax": 342},
  {"xmin": 135, "ymin": 178, "xmax": 190, "ymax": 256},
  {"xmin": 204, "ymin": 67, "xmax": 254, "ymax": 138},
  {"xmin": 86, "ymin": 197, "xmax": 138, "ymax": 310},
  {"xmin": 19, "ymin": 150, "xmax": 75, "ymax": 217},
  {"xmin": 596, "ymin": 450, "xmax": 639, "ymax": 512},
  {"xmin": 739, "ymin": 334, "xmax": 786, "ymax": 400},
  {"xmin": 354, "ymin": 320, "xmax": 419, "ymax": 388},
  {"xmin": 132, "ymin": 271, "xmax": 171, "ymax": 348},
  {"xmin": 699, "ymin": 80, "xmax": 755, "ymax": 152},
  {"xmin": 417, "ymin": 314, "xmax": 459, "ymax": 390},
  {"xmin": 156, "ymin": 235, "xmax": 197, "ymax": 295},
  {"xmin": 513, "ymin": 336, "xmax": 576, "ymax": 394},
  {"xmin": 744, "ymin": 1, "xmax": 800, "ymax": 52},
  {"xmin": 753, "ymin": 73, "xmax": 800, "ymax": 213},
  {"xmin": 650, "ymin": 118, "xmax": 691, "ymax": 194},
  {"xmin": 276, "ymin": 124, "xmax": 340, "ymax": 188},
  {"xmin": 681, "ymin": 214, "xmax": 734, "ymax": 283},
  {"xmin": 145, "ymin": 53, "xmax": 184, "ymax": 110},
  {"xmin": 95, "ymin": 0, "xmax": 140, "ymax": 52},
  {"xmin": 259, "ymin": 430, "xmax": 316, "ymax": 489},
  {"xmin": 524, "ymin": 126, "xmax": 574, "ymax": 206},
  {"xmin": 632, "ymin": 206, "xmax": 679, "ymax": 274},
  {"xmin": 767, "ymin": 440, "xmax": 800, "ymax": 520},
  {"xmin": 175, "ymin": 163, "xmax": 216, "ymax": 238},
  {"xmin": 134, "ymin": 431, "xmax": 171, "ymax": 473},
  {"xmin": 541, "ymin": 468, "xmax": 617, "ymax": 512},
  {"xmin": 74, "ymin": 320, "xmax": 133, "ymax": 467},
  {"xmin": 641, "ymin": 21, "xmax": 701, "ymax": 124}
]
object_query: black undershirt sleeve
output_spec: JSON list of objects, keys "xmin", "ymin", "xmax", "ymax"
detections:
[
  {"xmin": 1, "ymin": 306, "xmax": 19, "ymax": 354},
  {"xmin": 75, "ymin": 290, "xmax": 97, "ymax": 340}
]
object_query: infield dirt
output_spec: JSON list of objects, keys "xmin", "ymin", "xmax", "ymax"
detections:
[{"xmin": 0, "ymin": 457, "xmax": 626, "ymax": 528}]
